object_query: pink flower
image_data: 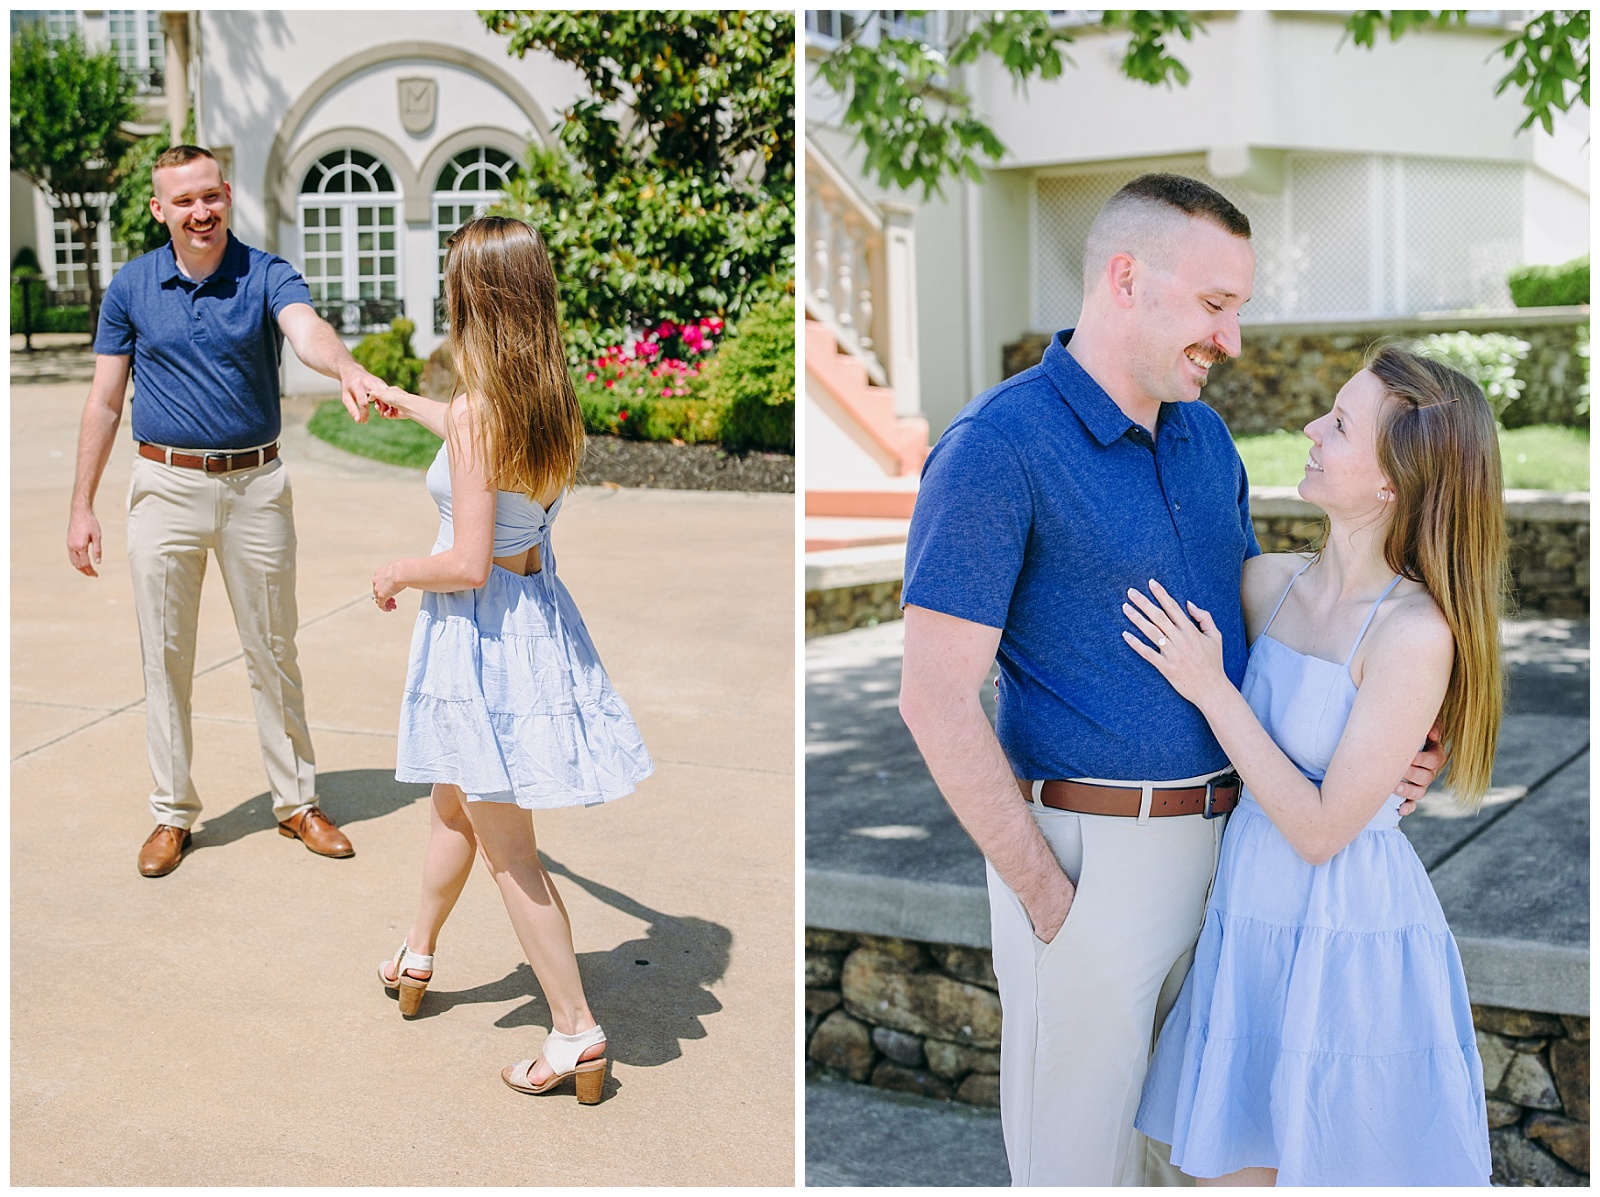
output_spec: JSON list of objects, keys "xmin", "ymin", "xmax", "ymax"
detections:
[
  {"xmin": 585, "ymin": 371, "xmax": 596, "ymax": 382},
  {"xmin": 661, "ymin": 388, "xmax": 672, "ymax": 398},
  {"xmin": 604, "ymin": 380, "xmax": 614, "ymax": 389}
]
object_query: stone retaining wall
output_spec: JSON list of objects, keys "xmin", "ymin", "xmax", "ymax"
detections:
[
  {"xmin": 806, "ymin": 580, "xmax": 902, "ymax": 638},
  {"xmin": 1001, "ymin": 309, "xmax": 1590, "ymax": 435},
  {"xmin": 805, "ymin": 928, "xmax": 1590, "ymax": 1185}
]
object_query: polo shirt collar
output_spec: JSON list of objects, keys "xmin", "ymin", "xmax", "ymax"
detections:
[
  {"xmin": 159, "ymin": 230, "xmax": 245, "ymax": 288},
  {"xmin": 1041, "ymin": 328, "xmax": 1194, "ymax": 446}
]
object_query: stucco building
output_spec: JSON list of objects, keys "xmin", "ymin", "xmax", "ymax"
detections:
[
  {"xmin": 11, "ymin": 9, "xmax": 585, "ymax": 390},
  {"xmin": 803, "ymin": 10, "xmax": 1590, "ymax": 546}
]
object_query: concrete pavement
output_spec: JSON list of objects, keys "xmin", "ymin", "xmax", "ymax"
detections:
[{"xmin": 11, "ymin": 343, "xmax": 797, "ymax": 1186}]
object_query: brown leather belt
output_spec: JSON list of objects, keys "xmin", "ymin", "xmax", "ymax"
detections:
[
  {"xmin": 1017, "ymin": 773, "xmax": 1241, "ymax": 819},
  {"xmin": 139, "ymin": 441, "xmax": 279, "ymax": 473}
]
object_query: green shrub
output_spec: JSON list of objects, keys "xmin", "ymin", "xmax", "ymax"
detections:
[
  {"xmin": 352, "ymin": 318, "xmax": 425, "ymax": 391},
  {"xmin": 10, "ymin": 281, "xmax": 89, "ymax": 334},
  {"xmin": 702, "ymin": 296, "xmax": 795, "ymax": 454},
  {"xmin": 1412, "ymin": 330, "xmax": 1531, "ymax": 423},
  {"xmin": 1507, "ymin": 253, "xmax": 1589, "ymax": 308}
]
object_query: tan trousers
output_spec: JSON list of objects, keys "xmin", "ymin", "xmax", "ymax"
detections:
[
  {"xmin": 126, "ymin": 454, "xmax": 316, "ymax": 828},
  {"xmin": 987, "ymin": 799, "xmax": 1225, "ymax": 1186}
]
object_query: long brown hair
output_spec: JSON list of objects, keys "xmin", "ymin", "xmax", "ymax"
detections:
[
  {"xmin": 1367, "ymin": 344, "xmax": 1508, "ymax": 810},
  {"xmin": 444, "ymin": 215, "xmax": 583, "ymax": 499}
]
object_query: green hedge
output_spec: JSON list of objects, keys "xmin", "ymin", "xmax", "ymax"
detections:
[
  {"xmin": 700, "ymin": 296, "xmax": 795, "ymax": 454},
  {"xmin": 1508, "ymin": 254, "xmax": 1589, "ymax": 308},
  {"xmin": 10, "ymin": 282, "xmax": 89, "ymax": 334}
]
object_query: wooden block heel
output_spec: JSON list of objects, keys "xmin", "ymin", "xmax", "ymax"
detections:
[
  {"xmin": 397, "ymin": 975, "xmax": 428, "ymax": 1016},
  {"xmin": 574, "ymin": 1058, "xmax": 607, "ymax": 1105}
]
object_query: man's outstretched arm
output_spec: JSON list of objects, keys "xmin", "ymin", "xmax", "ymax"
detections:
[
  {"xmin": 899, "ymin": 603, "xmax": 1076, "ymax": 943},
  {"xmin": 67, "ymin": 354, "xmax": 133, "ymax": 577},
  {"xmin": 276, "ymin": 302, "xmax": 383, "ymax": 423}
]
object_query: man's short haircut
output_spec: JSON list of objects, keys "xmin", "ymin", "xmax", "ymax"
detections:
[
  {"xmin": 152, "ymin": 144, "xmax": 219, "ymax": 178},
  {"xmin": 1082, "ymin": 173, "xmax": 1251, "ymax": 289}
]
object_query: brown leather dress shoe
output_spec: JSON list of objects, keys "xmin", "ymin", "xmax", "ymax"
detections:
[
  {"xmin": 277, "ymin": 805, "xmax": 354, "ymax": 858},
  {"xmin": 138, "ymin": 824, "xmax": 192, "ymax": 877}
]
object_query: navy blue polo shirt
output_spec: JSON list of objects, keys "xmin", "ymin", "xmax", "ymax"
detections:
[
  {"xmin": 902, "ymin": 329, "xmax": 1260, "ymax": 783},
  {"xmin": 94, "ymin": 232, "xmax": 314, "ymax": 449}
]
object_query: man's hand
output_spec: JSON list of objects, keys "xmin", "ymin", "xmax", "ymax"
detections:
[
  {"xmin": 67, "ymin": 508, "xmax": 103, "ymax": 577},
  {"xmin": 337, "ymin": 362, "xmax": 385, "ymax": 424},
  {"xmin": 1394, "ymin": 717, "xmax": 1447, "ymax": 816},
  {"xmin": 1031, "ymin": 875, "xmax": 1076, "ymax": 944}
]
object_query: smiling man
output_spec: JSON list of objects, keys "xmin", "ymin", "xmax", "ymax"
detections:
[
  {"xmin": 897, "ymin": 175, "xmax": 1442, "ymax": 1186},
  {"xmin": 67, "ymin": 144, "xmax": 385, "ymax": 877}
]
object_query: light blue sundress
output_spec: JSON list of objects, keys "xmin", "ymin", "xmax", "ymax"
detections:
[
  {"xmin": 395, "ymin": 443, "xmax": 653, "ymax": 808},
  {"xmin": 1135, "ymin": 563, "xmax": 1490, "ymax": 1186}
]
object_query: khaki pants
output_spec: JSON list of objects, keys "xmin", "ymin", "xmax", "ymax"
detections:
[
  {"xmin": 126, "ymin": 454, "xmax": 316, "ymax": 828},
  {"xmin": 987, "ymin": 797, "xmax": 1225, "ymax": 1186}
]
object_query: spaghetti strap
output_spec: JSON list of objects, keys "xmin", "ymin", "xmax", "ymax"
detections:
[
  {"xmin": 1259, "ymin": 559, "xmax": 1315, "ymax": 640},
  {"xmin": 1342, "ymin": 574, "xmax": 1406, "ymax": 667}
]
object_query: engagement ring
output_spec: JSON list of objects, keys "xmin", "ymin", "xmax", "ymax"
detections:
[{"xmin": 1156, "ymin": 636, "xmax": 1168, "ymax": 647}]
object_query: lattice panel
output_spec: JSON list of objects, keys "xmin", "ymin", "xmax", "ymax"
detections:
[{"xmin": 1400, "ymin": 157, "xmax": 1521, "ymax": 311}]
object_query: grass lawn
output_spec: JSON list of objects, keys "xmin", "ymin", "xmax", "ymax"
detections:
[
  {"xmin": 1235, "ymin": 425, "xmax": 1589, "ymax": 491},
  {"xmin": 307, "ymin": 400, "xmax": 441, "ymax": 469}
]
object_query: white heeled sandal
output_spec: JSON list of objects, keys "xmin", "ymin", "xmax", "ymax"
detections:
[
  {"xmin": 502, "ymin": 1024, "xmax": 607, "ymax": 1104},
  {"xmin": 377, "ymin": 941, "xmax": 434, "ymax": 1016}
]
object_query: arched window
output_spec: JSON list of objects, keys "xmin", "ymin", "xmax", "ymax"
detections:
[
  {"xmin": 431, "ymin": 146, "xmax": 519, "ymax": 331},
  {"xmin": 297, "ymin": 149, "xmax": 402, "ymax": 333}
]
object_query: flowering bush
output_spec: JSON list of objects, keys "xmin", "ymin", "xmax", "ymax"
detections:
[{"xmin": 572, "ymin": 316, "xmax": 730, "ymax": 443}]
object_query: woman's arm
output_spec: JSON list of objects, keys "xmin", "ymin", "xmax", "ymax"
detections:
[
  {"xmin": 373, "ymin": 397, "xmax": 494, "ymax": 606},
  {"xmin": 374, "ymin": 383, "xmax": 453, "ymax": 439},
  {"xmin": 1124, "ymin": 581, "xmax": 1452, "ymax": 865}
]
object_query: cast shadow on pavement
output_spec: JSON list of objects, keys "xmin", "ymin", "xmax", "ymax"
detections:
[
  {"xmin": 191, "ymin": 768, "xmax": 430, "ymax": 851},
  {"xmin": 401, "ymin": 856, "xmax": 731, "ymax": 1072}
]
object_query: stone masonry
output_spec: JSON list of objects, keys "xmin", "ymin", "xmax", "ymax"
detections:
[{"xmin": 806, "ymin": 929, "xmax": 1590, "ymax": 1186}]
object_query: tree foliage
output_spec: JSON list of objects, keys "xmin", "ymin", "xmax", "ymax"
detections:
[
  {"xmin": 1345, "ymin": 9, "xmax": 1588, "ymax": 134},
  {"xmin": 9, "ymin": 23, "xmax": 138, "ymax": 328},
  {"xmin": 818, "ymin": 11, "xmax": 1201, "ymax": 198},
  {"xmin": 480, "ymin": 9, "xmax": 794, "ymax": 361},
  {"xmin": 821, "ymin": 10, "xmax": 1589, "ymax": 196}
]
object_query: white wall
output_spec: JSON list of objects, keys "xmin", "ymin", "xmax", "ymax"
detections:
[{"xmin": 974, "ymin": 12, "xmax": 1584, "ymax": 174}]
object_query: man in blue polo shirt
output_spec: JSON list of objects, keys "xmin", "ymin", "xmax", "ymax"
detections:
[
  {"xmin": 67, "ymin": 144, "xmax": 386, "ymax": 877},
  {"xmin": 899, "ymin": 175, "xmax": 1441, "ymax": 1185}
]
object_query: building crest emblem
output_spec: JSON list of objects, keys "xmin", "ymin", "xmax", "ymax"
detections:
[{"xmin": 398, "ymin": 77, "xmax": 437, "ymax": 135}]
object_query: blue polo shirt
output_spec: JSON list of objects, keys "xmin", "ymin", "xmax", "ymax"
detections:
[
  {"xmin": 902, "ymin": 329, "xmax": 1260, "ymax": 782},
  {"xmin": 94, "ymin": 232, "xmax": 314, "ymax": 449}
]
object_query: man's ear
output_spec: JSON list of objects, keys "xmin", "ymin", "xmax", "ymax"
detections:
[{"xmin": 1105, "ymin": 252, "xmax": 1138, "ymax": 309}]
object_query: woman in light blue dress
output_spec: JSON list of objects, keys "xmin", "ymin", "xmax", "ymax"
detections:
[
  {"xmin": 1123, "ymin": 346, "xmax": 1502, "ymax": 1185},
  {"xmin": 368, "ymin": 216, "xmax": 651, "ymax": 1103}
]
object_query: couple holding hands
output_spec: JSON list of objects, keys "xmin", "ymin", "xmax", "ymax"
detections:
[{"xmin": 68, "ymin": 145, "xmax": 649, "ymax": 1101}]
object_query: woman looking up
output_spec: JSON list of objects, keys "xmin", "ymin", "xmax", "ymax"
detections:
[{"xmin": 1129, "ymin": 346, "xmax": 1503, "ymax": 1185}]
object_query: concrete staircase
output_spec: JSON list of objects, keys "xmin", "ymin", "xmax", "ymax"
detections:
[{"xmin": 804, "ymin": 319, "xmax": 929, "ymax": 552}]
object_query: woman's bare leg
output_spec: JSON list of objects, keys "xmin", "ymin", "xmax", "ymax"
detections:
[
  {"xmin": 1197, "ymin": 1167, "xmax": 1276, "ymax": 1186},
  {"xmin": 382, "ymin": 784, "xmax": 477, "ymax": 982},
  {"xmin": 461, "ymin": 798, "xmax": 601, "ymax": 1081}
]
